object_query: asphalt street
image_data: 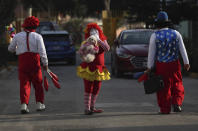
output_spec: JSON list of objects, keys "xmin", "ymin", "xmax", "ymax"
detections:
[{"xmin": 0, "ymin": 53, "xmax": 198, "ymax": 131}]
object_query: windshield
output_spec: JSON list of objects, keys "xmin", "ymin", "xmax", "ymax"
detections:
[
  {"xmin": 36, "ymin": 22, "xmax": 61, "ymax": 33},
  {"xmin": 43, "ymin": 34, "xmax": 69, "ymax": 42},
  {"xmin": 121, "ymin": 31, "xmax": 153, "ymax": 45}
]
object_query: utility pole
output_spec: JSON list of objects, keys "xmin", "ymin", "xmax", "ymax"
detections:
[
  {"xmin": 28, "ymin": 5, "xmax": 32, "ymax": 17},
  {"xmin": 103, "ymin": 0, "xmax": 117, "ymax": 46},
  {"xmin": 160, "ymin": 0, "xmax": 166, "ymax": 10},
  {"xmin": 104, "ymin": 0, "xmax": 111, "ymax": 16}
]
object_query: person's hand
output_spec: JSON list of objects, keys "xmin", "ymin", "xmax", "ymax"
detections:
[
  {"xmin": 144, "ymin": 68, "xmax": 151, "ymax": 74},
  {"xmin": 43, "ymin": 65, "xmax": 48, "ymax": 71},
  {"xmin": 184, "ymin": 64, "xmax": 190, "ymax": 71}
]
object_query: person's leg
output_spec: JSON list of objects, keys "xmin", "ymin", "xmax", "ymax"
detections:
[
  {"xmin": 19, "ymin": 72, "xmax": 31, "ymax": 114},
  {"xmin": 90, "ymin": 81, "xmax": 102, "ymax": 113},
  {"xmin": 20, "ymin": 73, "xmax": 31, "ymax": 105},
  {"xmin": 32, "ymin": 69, "xmax": 45, "ymax": 111},
  {"xmin": 172, "ymin": 86, "xmax": 184, "ymax": 106},
  {"xmin": 83, "ymin": 79, "xmax": 93, "ymax": 114},
  {"xmin": 156, "ymin": 85, "xmax": 172, "ymax": 114},
  {"xmin": 32, "ymin": 69, "xmax": 44, "ymax": 103},
  {"xmin": 171, "ymin": 71, "xmax": 184, "ymax": 112},
  {"xmin": 156, "ymin": 61, "xmax": 173, "ymax": 114}
]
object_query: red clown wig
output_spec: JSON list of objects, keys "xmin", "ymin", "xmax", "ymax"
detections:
[
  {"xmin": 22, "ymin": 16, "xmax": 40, "ymax": 31},
  {"xmin": 84, "ymin": 23, "xmax": 106, "ymax": 41}
]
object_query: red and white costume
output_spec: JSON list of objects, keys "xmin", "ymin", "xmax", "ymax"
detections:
[
  {"xmin": 77, "ymin": 23, "xmax": 110, "ymax": 113},
  {"xmin": 8, "ymin": 17, "xmax": 48, "ymax": 106}
]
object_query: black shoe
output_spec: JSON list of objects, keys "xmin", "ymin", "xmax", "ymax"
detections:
[
  {"xmin": 21, "ymin": 109, "xmax": 29, "ymax": 114},
  {"xmin": 173, "ymin": 105, "xmax": 182, "ymax": 112},
  {"xmin": 84, "ymin": 110, "xmax": 93, "ymax": 115}
]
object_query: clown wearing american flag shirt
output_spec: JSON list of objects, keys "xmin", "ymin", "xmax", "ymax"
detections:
[{"xmin": 146, "ymin": 11, "xmax": 190, "ymax": 114}]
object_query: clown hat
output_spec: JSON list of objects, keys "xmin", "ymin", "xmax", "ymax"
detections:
[
  {"xmin": 155, "ymin": 11, "xmax": 169, "ymax": 22},
  {"xmin": 154, "ymin": 11, "xmax": 172, "ymax": 28},
  {"xmin": 22, "ymin": 16, "xmax": 40, "ymax": 29}
]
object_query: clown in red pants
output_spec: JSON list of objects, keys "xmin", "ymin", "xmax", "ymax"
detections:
[
  {"xmin": 156, "ymin": 60, "xmax": 184, "ymax": 113},
  {"xmin": 8, "ymin": 16, "xmax": 48, "ymax": 113},
  {"xmin": 18, "ymin": 52, "xmax": 44, "ymax": 105}
]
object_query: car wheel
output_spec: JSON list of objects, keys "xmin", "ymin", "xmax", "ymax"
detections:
[
  {"xmin": 70, "ymin": 58, "xmax": 76, "ymax": 65},
  {"xmin": 111, "ymin": 53, "xmax": 115, "ymax": 75},
  {"xmin": 111, "ymin": 54, "xmax": 122, "ymax": 77},
  {"xmin": 68, "ymin": 56, "xmax": 76, "ymax": 65},
  {"xmin": 114, "ymin": 66, "xmax": 123, "ymax": 78}
]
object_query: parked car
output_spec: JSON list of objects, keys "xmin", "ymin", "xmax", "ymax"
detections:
[
  {"xmin": 111, "ymin": 29, "xmax": 154, "ymax": 77},
  {"xmin": 41, "ymin": 30, "xmax": 76, "ymax": 65},
  {"xmin": 36, "ymin": 22, "xmax": 61, "ymax": 34}
]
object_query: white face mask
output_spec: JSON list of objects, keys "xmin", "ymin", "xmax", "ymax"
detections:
[{"xmin": 90, "ymin": 29, "xmax": 100, "ymax": 40}]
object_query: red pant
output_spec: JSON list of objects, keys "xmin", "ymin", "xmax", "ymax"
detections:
[
  {"xmin": 83, "ymin": 79, "xmax": 102, "ymax": 95},
  {"xmin": 156, "ymin": 60, "xmax": 184, "ymax": 113},
  {"xmin": 18, "ymin": 52, "xmax": 44, "ymax": 104}
]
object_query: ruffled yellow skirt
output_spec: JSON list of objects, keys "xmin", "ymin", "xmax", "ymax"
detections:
[{"xmin": 77, "ymin": 66, "xmax": 110, "ymax": 81}]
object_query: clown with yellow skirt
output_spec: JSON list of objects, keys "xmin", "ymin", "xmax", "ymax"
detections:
[{"xmin": 77, "ymin": 23, "xmax": 110, "ymax": 115}]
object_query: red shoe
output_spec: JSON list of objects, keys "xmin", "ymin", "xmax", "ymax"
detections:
[{"xmin": 91, "ymin": 108, "xmax": 104, "ymax": 113}]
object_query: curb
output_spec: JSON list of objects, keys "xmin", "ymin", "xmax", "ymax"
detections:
[
  {"xmin": 189, "ymin": 72, "xmax": 198, "ymax": 79},
  {"xmin": 0, "ymin": 68, "xmax": 8, "ymax": 75},
  {"xmin": 0, "ymin": 66, "xmax": 14, "ymax": 76}
]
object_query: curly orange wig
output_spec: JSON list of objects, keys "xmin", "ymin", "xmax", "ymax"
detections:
[
  {"xmin": 22, "ymin": 16, "xmax": 40, "ymax": 29},
  {"xmin": 84, "ymin": 23, "xmax": 106, "ymax": 41}
]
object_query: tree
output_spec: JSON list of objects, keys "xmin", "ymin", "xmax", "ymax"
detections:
[
  {"xmin": 110, "ymin": 0, "xmax": 198, "ymax": 27},
  {"xmin": 166, "ymin": 0, "xmax": 198, "ymax": 24},
  {"xmin": 0, "ymin": 0, "xmax": 17, "ymax": 43},
  {"xmin": 21, "ymin": 0, "xmax": 105, "ymax": 18}
]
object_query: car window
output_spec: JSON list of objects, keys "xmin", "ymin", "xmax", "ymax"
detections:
[
  {"xmin": 121, "ymin": 31, "xmax": 153, "ymax": 45},
  {"xmin": 36, "ymin": 22, "xmax": 61, "ymax": 33},
  {"xmin": 43, "ymin": 34, "xmax": 69, "ymax": 42}
]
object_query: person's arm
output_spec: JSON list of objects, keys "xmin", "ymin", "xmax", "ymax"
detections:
[
  {"xmin": 146, "ymin": 33, "xmax": 156, "ymax": 73},
  {"xmin": 176, "ymin": 31, "xmax": 190, "ymax": 71},
  {"xmin": 98, "ymin": 39, "xmax": 110, "ymax": 52},
  {"xmin": 37, "ymin": 35, "xmax": 48, "ymax": 70},
  {"xmin": 8, "ymin": 36, "xmax": 17, "ymax": 53},
  {"xmin": 90, "ymin": 29, "xmax": 110, "ymax": 51}
]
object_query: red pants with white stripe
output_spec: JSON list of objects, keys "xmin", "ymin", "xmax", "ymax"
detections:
[
  {"xmin": 83, "ymin": 79, "xmax": 102, "ymax": 110},
  {"xmin": 18, "ymin": 52, "xmax": 44, "ymax": 105},
  {"xmin": 156, "ymin": 60, "xmax": 184, "ymax": 113}
]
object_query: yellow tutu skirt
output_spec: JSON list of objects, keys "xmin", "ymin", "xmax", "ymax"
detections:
[{"xmin": 77, "ymin": 66, "xmax": 110, "ymax": 81}]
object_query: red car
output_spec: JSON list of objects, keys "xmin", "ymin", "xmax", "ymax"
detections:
[{"xmin": 111, "ymin": 29, "xmax": 154, "ymax": 77}]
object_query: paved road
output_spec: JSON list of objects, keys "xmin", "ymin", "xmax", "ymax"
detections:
[{"xmin": 0, "ymin": 54, "xmax": 198, "ymax": 131}]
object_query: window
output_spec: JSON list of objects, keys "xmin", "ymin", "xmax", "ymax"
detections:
[
  {"xmin": 43, "ymin": 34, "xmax": 69, "ymax": 42},
  {"xmin": 121, "ymin": 31, "xmax": 153, "ymax": 45}
]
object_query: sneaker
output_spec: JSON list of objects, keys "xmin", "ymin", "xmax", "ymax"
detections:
[
  {"xmin": 36, "ymin": 102, "xmax": 45, "ymax": 111},
  {"xmin": 173, "ymin": 105, "xmax": 182, "ymax": 112},
  {"xmin": 84, "ymin": 109, "xmax": 93, "ymax": 115},
  {"xmin": 21, "ymin": 103, "xmax": 29, "ymax": 114}
]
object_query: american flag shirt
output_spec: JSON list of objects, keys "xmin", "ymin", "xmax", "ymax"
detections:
[
  {"xmin": 147, "ymin": 28, "xmax": 189, "ymax": 69},
  {"xmin": 155, "ymin": 29, "xmax": 179, "ymax": 63}
]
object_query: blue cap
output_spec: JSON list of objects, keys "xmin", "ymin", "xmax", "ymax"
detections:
[{"xmin": 155, "ymin": 11, "xmax": 168, "ymax": 22}]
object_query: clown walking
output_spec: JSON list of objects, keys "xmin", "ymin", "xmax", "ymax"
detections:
[
  {"xmin": 77, "ymin": 23, "xmax": 110, "ymax": 115},
  {"xmin": 8, "ymin": 16, "xmax": 48, "ymax": 114},
  {"xmin": 146, "ymin": 11, "xmax": 190, "ymax": 114}
]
